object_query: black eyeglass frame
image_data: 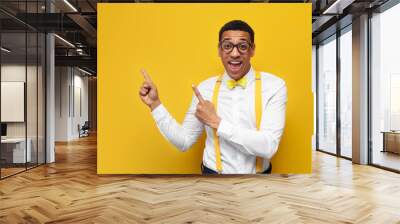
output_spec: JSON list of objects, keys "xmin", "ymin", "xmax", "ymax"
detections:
[{"xmin": 218, "ymin": 40, "xmax": 254, "ymax": 54}]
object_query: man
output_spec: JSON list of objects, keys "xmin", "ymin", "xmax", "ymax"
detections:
[{"xmin": 139, "ymin": 20, "xmax": 287, "ymax": 174}]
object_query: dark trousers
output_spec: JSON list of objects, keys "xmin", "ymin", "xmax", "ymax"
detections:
[{"xmin": 201, "ymin": 163, "xmax": 272, "ymax": 174}]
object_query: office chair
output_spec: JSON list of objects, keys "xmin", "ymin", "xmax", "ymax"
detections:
[{"xmin": 79, "ymin": 121, "xmax": 90, "ymax": 138}]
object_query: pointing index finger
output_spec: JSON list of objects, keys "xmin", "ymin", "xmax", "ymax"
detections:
[
  {"xmin": 140, "ymin": 69, "xmax": 153, "ymax": 83},
  {"xmin": 192, "ymin": 84, "xmax": 205, "ymax": 104}
]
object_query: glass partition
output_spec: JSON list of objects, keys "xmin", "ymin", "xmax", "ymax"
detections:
[
  {"xmin": 27, "ymin": 30, "xmax": 38, "ymax": 169},
  {"xmin": 38, "ymin": 32, "xmax": 45, "ymax": 165},
  {"xmin": 0, "ymin": 1, "xmax": 46, "ymax": 179},
  {"xmin": 1, "ymin": 30, "xmax": 28, "ymax": 177}
]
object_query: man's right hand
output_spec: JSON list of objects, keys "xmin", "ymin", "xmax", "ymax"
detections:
[{"xmin": 139, "ymin": 69, "xmax": 161, "ymax": 111}]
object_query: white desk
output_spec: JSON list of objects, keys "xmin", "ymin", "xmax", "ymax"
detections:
[{"xmin": 1, "ymin": 138, "xmax": 31, "ymax": 163}]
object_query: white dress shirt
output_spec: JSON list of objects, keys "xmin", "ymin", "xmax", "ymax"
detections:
[{"xmin": 151, "ymin": 67, "xmax": 287, "ymax": 174}]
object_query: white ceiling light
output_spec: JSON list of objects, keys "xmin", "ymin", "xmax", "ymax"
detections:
[
  {"xmin": 54, "ymin": 34, "xmax": 75, "ymax": 48},
  {"xmin": 322, "ymin": 0, "xmax": 355, "ymax": 15},
  {"xmin": 1, "ymin": 47, "xmax": 11, "ymax": 53},
  {"xmin": 63, "ymin": 0, "xmax": 78, "ymax": 12},
  {"xmin": 78, "ymin": 67, "xmax": 93, "ymax": 76}
]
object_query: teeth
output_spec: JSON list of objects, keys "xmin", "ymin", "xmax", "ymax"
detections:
[{"xmin": 230, "ymin": 61, "xmax": 241, "ymax": 65}]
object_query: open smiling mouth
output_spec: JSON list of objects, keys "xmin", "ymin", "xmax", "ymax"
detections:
[{"xmin": 228, "ymin": 61, "xmax": 242, "ymax": 72}]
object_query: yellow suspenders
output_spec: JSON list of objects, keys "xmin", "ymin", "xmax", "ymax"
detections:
[
  {"xmin": 211, "ymin": 71, "xmax": 264, "ymax": 174},
  {"xmin": 212, "ymin": 77, "xmax": 223, "ymax": 173},
  {"xmin": 254, "ymin": 72, "xmax": 263, "ymax": 173}
]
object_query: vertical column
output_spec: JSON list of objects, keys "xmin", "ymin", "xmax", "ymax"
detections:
[
  {"xmin": 46, "ymin": 1, "xmax": 55, "ymax": 163},
  {"xmin": 352, "ymin": 14, "xmax": 369, "ymax": 164},
  {"xmin": 336, "ymin": 30, "xmax": 341, "ymax": 156}
]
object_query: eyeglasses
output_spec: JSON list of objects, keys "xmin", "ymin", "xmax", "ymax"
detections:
[{"xmin": 219, "ymin": 40, "xmax": 253, "ymax": 54}]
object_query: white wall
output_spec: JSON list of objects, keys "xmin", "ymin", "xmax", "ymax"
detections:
[
  {"xmin": 55, "ymin": 66, "xmax": 70, "ymax": 141},
  {"xmin": 72, "ymin": 72, "xmax": 89, "ymax": 138},
  {"xmin": 1, "ymin": 65, "xmax": 38, "ymax": 137},
  {"xmin": 55, "ymin": 67, "xmax": 89, "ymax": 141}
]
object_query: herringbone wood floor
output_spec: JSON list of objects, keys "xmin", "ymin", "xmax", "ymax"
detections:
[{"xmin": 1, "ymin": 134, "xmax": 400, "ymax": 224}]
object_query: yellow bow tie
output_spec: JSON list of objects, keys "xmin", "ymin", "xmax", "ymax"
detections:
[{"xmin": 226, "ymin": 77, "xmax": 248, "ymax": 89}]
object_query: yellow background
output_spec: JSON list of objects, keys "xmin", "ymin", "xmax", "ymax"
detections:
[{"xmin": 98, "ymin": 3, "xmax": 312, "ymax": 174}]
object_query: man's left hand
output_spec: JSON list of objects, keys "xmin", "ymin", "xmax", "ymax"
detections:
[{"xmin": 192, "ymin": 85, "xmax": 221, "ymax": 129}]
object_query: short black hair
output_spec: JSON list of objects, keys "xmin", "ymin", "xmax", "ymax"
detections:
[{"xmin": 219, "ymin": 20, "xmax": 255, "ymax": 44}]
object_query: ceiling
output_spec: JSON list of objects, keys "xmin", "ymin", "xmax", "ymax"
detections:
[{"xmin": 0, "ymin": 0, "xmax": 394, "ymax": 75}]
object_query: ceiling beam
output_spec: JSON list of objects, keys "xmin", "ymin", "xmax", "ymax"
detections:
[
  {"xmin": 67, "ymin": 13, "xmax": 97, "ymax": 39},
  {"xmin": 55, "ymin": 55, "xmax": 96, "ymax": 71}
]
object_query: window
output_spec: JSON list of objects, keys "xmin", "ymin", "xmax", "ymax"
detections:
[
  {"xmin": 317, "ymin": 36, "xmax": 337, "ymax": 154},
  {"xmin": 339, "ymin": 28, "xmax": 352, "ymax": 158},
  {"xmin": 371, "ymin": 2, "xmax": 400, "ymax": 171}
]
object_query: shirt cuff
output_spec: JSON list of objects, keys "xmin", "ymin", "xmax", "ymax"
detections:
[
  {"xmin": 151, "ymin": 104, "xmax": 168, "ymax": 123},
  {"xmin": 216, "ymin": 119, "xmax": 234, "ymax": 140}
]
